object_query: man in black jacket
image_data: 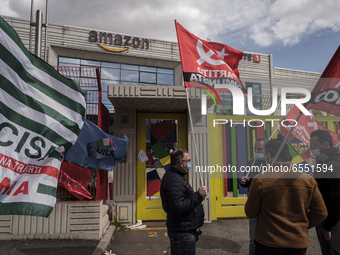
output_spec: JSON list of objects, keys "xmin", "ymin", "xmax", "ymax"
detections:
[
  {"xmin": 310, "ymin": 130, "xmax": 340, "ymax": 255},
  {"xmin": 160, "ymin": 149, "xmax": 207, "ymax": 255}
]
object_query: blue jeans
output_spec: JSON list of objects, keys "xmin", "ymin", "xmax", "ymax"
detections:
[
  {"xmin": 168, "ymin": 229, "xmax": 196, "ymax": 255},
  {"xmin": 249, "ymin": 217, "xmax": 257, "ymax": 255}
]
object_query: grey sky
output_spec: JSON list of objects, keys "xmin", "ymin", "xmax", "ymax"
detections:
[{"xmin": 1, "ymin": 0, "xmax": 340, "ymax": 72}]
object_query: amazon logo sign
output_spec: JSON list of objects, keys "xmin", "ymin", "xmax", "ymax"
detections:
[{"xmin": 89, "ymin": 30, "xmax": 149, "ymax": 52}]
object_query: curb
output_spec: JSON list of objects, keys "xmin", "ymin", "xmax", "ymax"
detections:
[{"xmin": 92, "ymin": 225, "xmax": 116, "ymax": 255}]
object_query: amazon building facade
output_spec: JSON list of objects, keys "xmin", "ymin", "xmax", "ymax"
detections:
[{"xmin": 4, "ymin": 15, "xmax": 337, "ymax": 229}]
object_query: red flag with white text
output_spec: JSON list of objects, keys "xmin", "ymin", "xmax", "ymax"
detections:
[
  {"xmin": 281, "ymin": 105, "xmax": 340, "ymax": 151},
  {"xmin": 306, "ymin": 45, "xmax": 340, "ymax": 116},
  {"xmin": 175, "ymin": 20, "xmax": 246, "ymax": 98}
]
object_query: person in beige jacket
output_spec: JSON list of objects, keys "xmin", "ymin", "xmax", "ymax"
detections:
[{"xmin": 245, "ymin": 139, "xmax": 327, "ymax": 255}]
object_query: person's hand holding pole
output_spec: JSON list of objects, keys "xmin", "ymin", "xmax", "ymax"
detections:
[{"xmin": 198, "ymin": 186, "xmax": 207, "ymax": 198}]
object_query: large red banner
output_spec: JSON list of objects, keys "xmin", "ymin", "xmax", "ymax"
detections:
[
  {"xmin": 306, "ymin": 45, "xmax": 340, "ymax": 116},
  {"xmin": 175, "ymin": 21, "xmax": 245, "ymax": 95},
  {"xmin": 281, "ymin": 105, "xmax": 340, "ymax": 151}
]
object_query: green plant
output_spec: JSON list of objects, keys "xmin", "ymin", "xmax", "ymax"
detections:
[{"xmin": 111, "ymin": 204, "xmax": 124, "ymax": 229}]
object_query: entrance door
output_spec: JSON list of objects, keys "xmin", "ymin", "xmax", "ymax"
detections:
[{"xmin": 136, "ymin": 113, "xmax": 187, "ymax": 221}]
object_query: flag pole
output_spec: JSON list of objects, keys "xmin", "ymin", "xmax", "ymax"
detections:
[
  {"xmin": 245, "ymin": 127, "xmax": 278, "ymax": 178},
  {"xmin": 271, "ymin": 111, "xmax": 303, "ymax": 165},
  {"xmin": 268, "ymin": 127, "xmax": 278, "ymax": 141},
  {"xmin": 185, "ymin": 87, "xmax": 204, "ymax": 187}
]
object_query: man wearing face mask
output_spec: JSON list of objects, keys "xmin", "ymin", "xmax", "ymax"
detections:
[
  {"xmin": 240, "ymin": 137, "xmax": 267, "ymax": 255},
  {"xmin": 160, "ymin": 149, "xmax": 207, "ymax": 255},
  {"xmin": 310, "ymin": 130, "xmax": 340, "ymax": 255}
]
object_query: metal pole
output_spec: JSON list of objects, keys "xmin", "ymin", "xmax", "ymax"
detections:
[
  {"xmin": 29, "ymin": 0, "xmax": 34, "ymax": 52},
  {"xmin": 245, "ymin": 127, "xmax": 278, "ymax": 178},
  {"xmin": 44, "ymin": 0, "xmax": 49, "ymax": 61},
  {"xmin": 185, "ymin": 87, "xmax": 204, "ymax": 187},
  {"xmin": 271, "ymin": 111, "xmax": 303, "ymax": 165},
  {"xmin": 35, "ymin": 10, "xmax": 42, "ymax": 58},
  {"xmin": 268, "ymin": 127, "xmax": 278, "ymax": 141}
]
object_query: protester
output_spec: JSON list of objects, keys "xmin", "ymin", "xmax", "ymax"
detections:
[
  {"xmin": 245, "ymin": 139, "xmax": 327, "ymax": 255},
  {"xmin": 240, "ymin": 137, "xmax": 267, "ymax": 255},
  {"xmin": 160, "ymin": 149, "xmax": 207, "ymax": 255},
  {"xmin": 310, "ymin": 130, "xmax": 340, "ymax": 255}
]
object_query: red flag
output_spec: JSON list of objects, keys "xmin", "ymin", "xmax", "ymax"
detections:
[
  {"xmin": 175, "ymin": 20, "xmax": 246, "ymax": 98},
  {"xmin": 306, "ymin": 45, "xmax": 340, "ymax": 116},
  {"xmin": 281, "ymin": 105, "xmax": 340, "ymax": 150},
  {"xmin": 58, "ymin": 162, "xmax": 93, "ymax": 200},
  {"xmin": 58, "ymin": 170, "xmax": 93, "ymax": 200},
  {"xmin": 204, "ymin": 41, "xmax": 244, "ymax": 79}
]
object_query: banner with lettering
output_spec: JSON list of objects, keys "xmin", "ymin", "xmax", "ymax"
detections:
[
  {"xmin": 0, "ymin": 16, "xmax": 86, "ymax": 217},
  {"xmin": 281, "ymin": 105, "xmax": 340, "ymax": 150},
  {"xmin": 175, "ymin": 20, "xmax": 246, "ymax": 101},
  {"xmin": 64, "ymin": 119, "xmax": 129, "ymax": 171},
  {"xmin": 305, "ymin": 45, "xmax": 340, "ymax": 116}
]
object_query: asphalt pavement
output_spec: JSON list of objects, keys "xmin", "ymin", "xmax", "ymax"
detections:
[
  {"xmin": 106, "ymin": 219, "xmax": 322, "ymax": 255},
  {"xmin": 0, "ymin": 218, "xmax": 322, "ymax": 255},
  {"xmin": 0, "ymin": 238, "xmax": 99, "ymax": 255}
]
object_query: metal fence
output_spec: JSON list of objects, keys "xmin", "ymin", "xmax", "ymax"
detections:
[{"xmin": 56, "ymin": 66, "xmax": 109, "ymax": 202}]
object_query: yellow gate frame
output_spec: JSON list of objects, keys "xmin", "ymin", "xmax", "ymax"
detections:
[
  {"xmin": 209, "ymin": 114, "xmax": 340, "ymax": 220},
  {"xmin": 136, "ymin": 113, "xmax": 187, "ymax": 221}
]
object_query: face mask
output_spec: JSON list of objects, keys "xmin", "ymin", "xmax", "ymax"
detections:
[
  {"xmin": 254, "ymin": 153, "xmax": 264, "ymax": 159},
  {"xmin": 311, "ymin": 143, "xmax": 325, "ymax": 158},
  {"xmin": 184, "ymin": 162, "xmax": 191, "ymax": 172},
  {"xmin": 311, "ymin": 149, "xmax": 322, "ymax": 158}
]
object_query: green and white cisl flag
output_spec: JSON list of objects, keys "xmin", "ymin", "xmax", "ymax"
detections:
[{"xmin": 0, "ymin": 16, "xmax": 86, "ymax": 217}]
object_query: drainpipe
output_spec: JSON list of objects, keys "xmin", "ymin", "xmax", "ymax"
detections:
[
  {"xmin": 269, "ymin": 54, "xmax": 274, "ymax": 93},
  {"xmin": 35, "ymin": 10, "xmax": 42, "ymax": 58},
  {"xmin": 44, "ymin": 0, "xmax": 49, "ymax": 61},
  {"xmin": 29, "ymin": 0, "xmax": 34, "ymax": 52}
]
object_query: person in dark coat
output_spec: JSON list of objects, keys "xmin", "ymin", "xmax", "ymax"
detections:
[
  {"xmin": 310, "ymin": 130, "xmax": 340, "ymax": 255},
  {"xmin": 160, "ymin": 149, "xmax": 207, "ymax": 255}
]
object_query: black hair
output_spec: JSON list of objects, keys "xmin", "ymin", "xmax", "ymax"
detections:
[
  {"xmin": 171, "ymin": 149, "xmax": 188, "ymax": 166},
  {"xmin": 256, "ymin": 137, "xmax": 268, "ymax": 144},
  {"xmin": 310, "ymin": 130, "xmax": 333, "ymax": 147},
  {"xmin": 277, "ymin": 133, "xmax": 285, "ymax": 141},
  {"xmin": 265, "ymin": 139, "xmax": 292, "ymax": 162}
]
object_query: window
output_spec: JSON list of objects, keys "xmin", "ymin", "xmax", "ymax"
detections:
[
  {"xmin": 140, "ymin": 66, "xmax": 157, "ymax": 72},
  {"xmin": 121, "ymin": 69, "xmax": 139, "ymax": 83},
  {"xmin": 140, "ymin": 72, "xmax": 156, "ymax": 83},
  {"xmin": 216, "ymin": 93, "xmax": 233, "ymax": 115},
  {"xmin": 157, "ymin": 73, "xmax": 174, "ymax": 85},
  {"xmin": 58, "ymin": 57, "xmax": 175, "ymax": 110},
  {"xmin": 101, "ymin": 67, "xmax": 120, "ymax": 81},
  {"xmin": 246, "ymin": 83, "xmax": 261, "ymax": 115},
  {"xmin": 59, "ymin": 57, "xmax": 80, "ymax": 65},
  {"xmin": 80, "ymin": 59, "xmax": 101, "ymax": 67}
]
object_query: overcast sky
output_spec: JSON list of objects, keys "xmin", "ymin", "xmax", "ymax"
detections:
[{"xmin": 1, "ymin": 0, "xmax": 340, "ymax": 73}]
